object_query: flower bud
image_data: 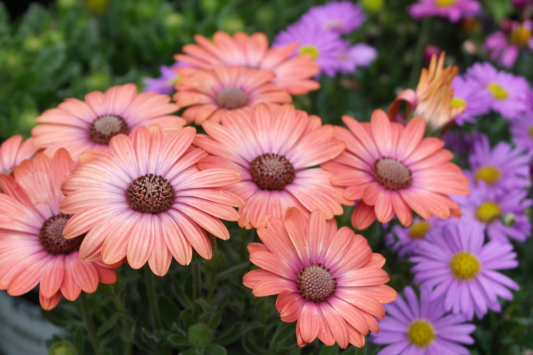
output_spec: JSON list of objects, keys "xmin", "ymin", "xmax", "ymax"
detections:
[
  {"xmin": 501, "ymin": 212, "xmax": 516, "ymax": 226},
  {"xmin": 188, "ymin": 323, "xmax": 213, "ymax": 347}
]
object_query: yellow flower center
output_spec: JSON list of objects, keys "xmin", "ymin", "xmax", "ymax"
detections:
[
  {"xmin": 299, "ymin": 45, "xmax": 320, "ymax": 60},
  {"xmin": 166, "ymin": 76, "xmax": 180, "ymax": 87},
  {"xmin": 476, "ymin": 201, "xmax": 501, "ymax": 223},
  {"xmin": 487, "ymin": 83, "xmax": 508, "ymax": 100},
  {"xmin": 407, "ymin": 320, "xmax": 435, "ymax": 348},
  {"xmin": 450, "ymin": 97, "xmax": 466, "ymax": 108},
  {"xmin": 450, "ymin": 252, "xmax": 480, "ymax": 280},
  {"xmin": 529, "ymin": 125, "xmax": 533, "ymax": 139},
  {"xmin": 510, "ymin": 24, "xmax": 532, "ymax": 47},
  {"xmin": 474, "ymin": 166, "xmax": 501, "ymax": 185},
  {"xmin": 436, "ymin": 0, "xmax": 458, "ymax": 6},
  {"xmin": 409, "ymin": 221, "xmax": 432, "ymax": 239}
]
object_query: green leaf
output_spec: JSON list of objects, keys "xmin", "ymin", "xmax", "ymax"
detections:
[
  {"xmin": 181, "ymin": 309, "xmax": 195, "ymax": 328},
  {"xmin": 167, "ymin": 334, "xmax": 190, "ymax": 347},
  {"xmin": 118, "ymin": 315, "xmax": 135, "ymax": 342},
  {"xmin": 217, "ymin": 262, "xmax": 250, "ymax": 279},
  {"xmin": 208, "ymin": 312, "xmax": 222, "ymax": 330},
  {"xmin": 274, "ymin": 322, "xmax": 295, "ymax": 343},
  {"xmin": 242, "ymin": 333, "xmax": 268, "ymax": 355},
  {"xmin": 172, "ymin": 277, "xmax": 193, "ymax": 308},
  {"xmin": 197, "ymin": 298, "xmax": 217, "ymax": 314},
  {"xmin": 213, "ymin": 322, "xmax": 241, "ymax": 346},
  {"xmin": 97, "ymin": 312, "xmax": 121, "ymax": 337},
  {"xmin": 74, "ymin": 327, "xmax": 83, "ymax": 354},
  {"xmin": 158, "ymin": 295, "xmax": 181, "ymax": 325},
  {"xmin": 33, "ymin": 43, "xmax": 66, "ymax": 79},
  {"xmin": 205, "ymin": 344, "xmax": 227, "ymax": 355},
  {"xmin": 320, "ymin": 344, "xmax": 339, "ymax": 355}
]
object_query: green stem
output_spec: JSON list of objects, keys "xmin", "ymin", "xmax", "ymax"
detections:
[
  {"xmin": 260, "ymin": 298, "xmax": 266, "ymax": 349},
  {"xmin": 239, "ymin": 228, "xmax": 248, "ymax": 262},
  {"xmin": 144, "ymin": 266, "xmax": 163, "ymax": 331},
  {"xmin": 192, "ymin": 259, "xmax": 201, "ymax": 322},
  {"xmin": 79, "ymin": 293, "xmax": 102, "ymax": 355},
  {"xmin": 111, "ymin": 296, "xmax": 133, "ymax": 355},
  {"xmin": 408, "ymin": 18, "xmax": 431, "ymax": 88}
]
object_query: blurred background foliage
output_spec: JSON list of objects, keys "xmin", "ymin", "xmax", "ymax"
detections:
[{"xmin": 1, "ymin": 0, "xmax": 533, "ymax": 354}]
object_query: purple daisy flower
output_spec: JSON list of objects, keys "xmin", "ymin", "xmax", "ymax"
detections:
[
  {"xmin": 409, "ymin": 0, "xmax": 481, "ymax": 23},
  {"xmin": 411, "ymin": 223, "xmax": 519, "ymax": 320},
  {"xmin": 371, "ymin": 286, "xmax": 475, "ymax": 354},
  {"xmin": 386, "ymin": 217, "xmax": 442, "ymax": 258},
  {"xmin": 335, "ymin": 43, "xmax": 377, "ymax": 74},
  {"xmin": 510, "ymin": 111, "xmax": 533, "ymax": 156},
  {"xmin": 465, "ymin": 62, "xmax": 531, "ymax": 120},
  {"xmin": 274, "ymin": 21, "xmax": 347, "ymax": 77},
  {"xmin": 142, "ymin": 63, "xmax": 184, "ymax": 95},
  {"xmin": 300, "ymin": 1, "xmax": 367, "ymax": 35},
  {"xmin": 455, "ymin": 179, "xmax": 532, "ymax": 244},
  {"xmin": 485, "ymin": 20, "xmax": 533, "ymax": 68},
  {"xmin": 451, "ymin": 76, "xmax": 490, "ymax": 125},
  {"xmin": 468, "ymin": 133, "xmax": 531, "ymax": 192}
]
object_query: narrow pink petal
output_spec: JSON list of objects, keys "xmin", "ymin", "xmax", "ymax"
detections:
[
  {"xmin": 252, "ymin": 277, "xmax": 297, "ymax": 296},
  {"xmin": 60, "ymin": 254, "xmax": 82, "ymax": 301},
  {"xmin": 249, "ymin": 251, "xmax": 296, "ymax": 279},
  {"xmin": 279, "ymin": 294, "xmax": 305, "ymax": 323},
  {"xmin": 329, "ymin": 297, "xmax": 370, "ymax": 335},
  {"xmin": 148, "ymin": 219, "xmax": 172, "ymax": 276},
  {"xmin": 337, "ymin": 267, "xmax": 390, "ymax": 287},
  {"xmin": 7, "ymin": 255, "xmax": 51, "ymax": 296},
  {"xmin": 320, "ymin": 302, "xmax": 350, "ymax": 349},
  {"xmin": 298, "ymin": 302, "xmax": 320, "ymax": 344},
  {"xmin": 93, "ymin": 264, "xmax": 117, "ymax": 284},
  {"xmin": 351, "ymin": 202, "xmax": 377, "ymax": 230},
  {"xmin": 71, "ymin": 254, "xmax": 99, "ymax": 293},
  {"xmin": 40, "ymin": 255, "xmax": 65, "ymax": 298},
  {"xmin": 160, "ymin": 212, "xmax": 193, "ymax": 266},
  {"xmin": 40, "ymin": 290, "xmax": 62, "ymax": 310},
  {"xmin": 127, "ymin": 214, "xmax": 154, "ymax": 269},
  {"xmin": 169, "ymin": 210, "xmax": 212, "ymax": 260},
  {"xmin": 243, "ymin": 269, "xmax": 277, "ymax": 289}
]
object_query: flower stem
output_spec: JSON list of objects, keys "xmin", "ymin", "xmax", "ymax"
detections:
[
  {"xmin": 79, "ymin": 293, "xmax": 102, "ymax": 355},
  {"xmin": 239, "ymin": 228, "xmax": 247, "ymax": 262},
  {"xmin": 408, "ymin": 18, "xmax": 431, "ymax": 88},
  {"xmin": 144, "ymin": 266, "xmax": 163, "ymax": 331},
  {"xmin": 192, "ymin": 258, "xmax": 201, "ymax": 322}
]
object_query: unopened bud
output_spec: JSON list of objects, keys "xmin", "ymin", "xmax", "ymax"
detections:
[{"xmin": 501, "ymin": 212, "xmax": 516, "ymax": 226}]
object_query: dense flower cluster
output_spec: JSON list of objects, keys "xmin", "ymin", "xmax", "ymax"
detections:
[{"xmin": 2, "ymin": 0, "xmax": 533, "ymax": 353}]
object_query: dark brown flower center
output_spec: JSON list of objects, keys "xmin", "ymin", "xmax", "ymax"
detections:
[
  {"xmin": 39, "ymin": 214, "xmax": 85, "ymax": 255},
  {"xmin": 297, "ymin": 263, "xmax": 337, "ymax": 302},
  {"xmin": 89, "ymin": 115, "xmax": 129, "ymax": 145},
  {"xmin": 250, "ymin": 153, "xmax": 295, "ymax": 191},
  {"xmin": 373, "ymin": 158, "xmax": 412, "ymax": 191},
  {"xmin": 215, "ymin": 87, "xmax": 248, "ymax": 109},
  {"xmin": 127, "ymin": 174, "xmax": 175, "ymax": 214}
]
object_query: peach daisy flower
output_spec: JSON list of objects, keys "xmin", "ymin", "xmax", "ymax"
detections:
[
  {"xmin": 194, "ymin": 104, "xmax": 348, "ymax": 229},
  {"xmin": 173, "ymin": 65, "xmax": 292, "ymax": 125},
  {"xmin": 31, "ymin": 84, "xmax": 185, "ymax": 160},
  {"xmin": 174, "ymin": 31, "xmax": 320, "ymax": 95},
  {"xmin": 322, "ymin": 110, "xmax": 470, "ymax": 230},
  {"xmin": 0, "ymin": 149, "xmax": 117, "ymax": 310},
  {"xmin": 60, "ymin": 125, "xmax": 243, "ymax": 276},
  {"xmin": 243, "ymin": 208, "xmax": 397, "ymax": 349},
  {"xmin": 0, "ymin": 135, "xmax": 38, "ymax": 174}
]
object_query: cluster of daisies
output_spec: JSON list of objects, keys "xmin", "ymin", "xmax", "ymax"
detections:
[
  {"xmin": 378, "ymin": 35, "xmax": 533, "ymax": 355},
  {"xmin": 144, "ymin": 1, "xmax": 376, "ymax": 96},
  {"xmin": 0, "ymin": 1, "xmax": 532, "ymax": 353}
]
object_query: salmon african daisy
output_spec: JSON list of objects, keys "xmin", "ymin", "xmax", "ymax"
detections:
[
  {"xmin": 173, "ymin": 65, "xmax": 292, "ymax": 125},
  {"xmin": 0, "ymin": 135, "xmax": 38, "ymax": 175},
  {"xmin": 194, "ymin": 103, "xmax": 348, "ymax": 229},
  {"xmin": 0, "ymin": 149, "xmax": 118, "ymax": 310},
  {"xmin": 243, "ymin": 208, "xmax": 397, "ymax": 349},
  {"xmin": 322, "ymin": 110, "xmax": 470, "ymax": 229},
  {"xmin": 60, "ymin": 125, "xmax": 243, "ymax": 275},
  {"xmin": 174, "ymin": 31, "xmax": 320, "ymax": 95},
  {"xmin": 31, "ymin": 84, "xmax": 185, "ymax": 160}
]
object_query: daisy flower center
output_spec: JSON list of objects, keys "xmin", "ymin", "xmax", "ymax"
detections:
[
  {"xmin": 409, "ymin": 221, "xmax": 431, "ymax": 239},
  {"xmin": 407, "ymin": 320, "xmax": 435, "ymax": 348},
  {"xmin": 127, "ymin": 174, "xmax": 176, "ymax": 214},
  {"xmin": 215, "ymin": 87, "xmax": 249, "ymax": 110},
  {"xmin": 474, "ymin": 166, "xmax": 501, "ymax": 185},
  {"xmin": 89, "ymin": 115, "xmax": 129, "ymax": 145},
  {"xmin": 487, "ymin": 83, "xmax": 509, "ymax": 100},
  {"xmin": 39, "ymin": 214, "xmax": 85, "ymax": 255},
  {"xmin": 476, "ymin": 201, "xmax": 501, "ymax": 223},
  {"xmin": 436, "ymin": 0, "xmax": 457, "ymax": 6},
  {"xmin": 450, "ymin": 97, "xmax": 466, "ymax": 109},
  {"xmin": 373, "ymin": 158, "xmax": 412, "ymax": 191},
  {"xmin": 250, "ymin": 153, "xmax": 295, "ymax": 191},
  {"xmin": 299, "ymin": 45, "xmax": 320, "ymax": 60},
  {"xmin": 510, "ymin": 24, "xmax": 532, "ymax": 47},
  {"xmin": 450, "ymin": 252, "xmax": 480, "ymax": 280},
  {"xmin": 297, "ymin": 263, "xmax": 337, "ymax": 302}
]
